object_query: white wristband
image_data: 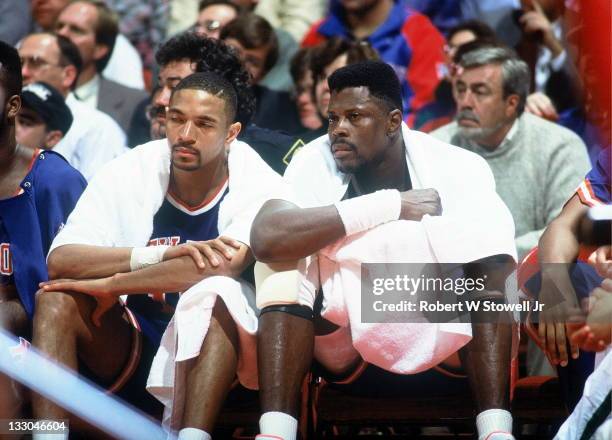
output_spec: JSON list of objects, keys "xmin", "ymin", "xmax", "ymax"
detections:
[
  {"xmin": 130, "ymin": 245, "xmax": 169, "ymax": 271},
  {"xmin": 334, "ymin": 189, "xmax": 401, "ymax": 236}
]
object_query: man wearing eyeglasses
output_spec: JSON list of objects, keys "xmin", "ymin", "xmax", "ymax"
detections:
[
  {"xmin": 192, "ymin": 0, "xmax": 241, "ymax": 39},
  {"xmin": 18, "ymin": 32, "xmax": 127, "ymax": 180}
]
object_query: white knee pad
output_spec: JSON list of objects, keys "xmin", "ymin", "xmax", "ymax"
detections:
[
  {"xmin": 254, "ymin": 260, "xmax": 317, "ymax": 310},
  {"xmin": 255, "ymin": 261, "xmax": 300, "ymax": 308}
]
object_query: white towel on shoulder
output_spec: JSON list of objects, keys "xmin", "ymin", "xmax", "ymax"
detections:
[{"xmin": 50, "ymin": 138, "xmax": 281, "ymax": 251}]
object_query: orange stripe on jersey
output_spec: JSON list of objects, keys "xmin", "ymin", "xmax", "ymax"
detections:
[
  {"xmin": 584, "ymin": 178, "xmax": 605, "ymax": 205},
  {"xmin": 167, "ymin": 176, "xmax": 229, "ymax": 213},
  {"xmin": 577, "ymin": 179, "xmax": 605, "ymax": 207}
]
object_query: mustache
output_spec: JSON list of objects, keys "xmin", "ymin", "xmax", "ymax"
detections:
[
  {"xmin": 172, "ymin": 142, "xmax": 198, "ymax": 152},
  {"xmin": 456, "ymin": 109, "xmax": 480, "ymax": 123},
  {"xmin": 331, "ymin": 139, "xmax": 357, "ymax": 150}
]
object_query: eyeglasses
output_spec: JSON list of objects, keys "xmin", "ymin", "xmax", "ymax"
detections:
[
  {"xmin": 20, "ymin": 55, "xmax": 60, "ymax": 70},
  {"xmin": 194, "ymin": 19, "xmax": 222, "ymax": 34}
]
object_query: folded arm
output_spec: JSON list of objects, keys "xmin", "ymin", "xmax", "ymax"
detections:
[
  {"xmin": 250, "ymin": 199, "xmax": 346, "ymax": 263},
  {"xmin": 251, "ymin": 189, "xmax": 441, "ymax": 263}
]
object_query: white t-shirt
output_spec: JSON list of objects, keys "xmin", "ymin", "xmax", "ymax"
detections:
[{"xmin": 55, "ymin": 95, "xmax": 128, "ymax": 181}]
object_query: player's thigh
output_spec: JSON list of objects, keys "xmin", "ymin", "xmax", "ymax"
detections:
[{"xmin": 37, "ymin": 290, "xmax": 133, "ymax": 382}]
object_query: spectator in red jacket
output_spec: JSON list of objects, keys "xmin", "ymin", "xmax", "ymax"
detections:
[{"xmin": 302, "ymin": 0, "xmax": 446, "ymax": 127}]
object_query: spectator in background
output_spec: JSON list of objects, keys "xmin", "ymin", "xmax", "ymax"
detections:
[
  {"xmin": 413, "ymin": 20, "xmax": 498, "ymax": 132},
  {"xmin": 403, "ymin": 0, "xmax": 465, "ymax": 36},
  {"xmin": 431, "ymin": 44, "xmax": 590, "ymax": 260},
  {"xmin": 193, "ymin": 0, "xmax": 241, "ymax": 39},
  {"xmin": 167, "ymin": 0, "xmax": 198, "ymax": 36},
  {"xmin": 30, "ymin": 0, "xmax": 146, "ymax": 90},
  {"xmin": 305, "ymin": 37, "xmax": 379, "ymax": 141},
  {"xmin": 445, "ymin": 20, "xmax": 497, "ymax": 67},
  {"xmin": 289, "ymin": 47, "xmax": 322, "ymax": 132},
  {"xmin": 56, "ymin": 0, "xmax": 147, "ymax": 134},
  {"xmin": 192, "ymin": 1, "xmax": 298, "ymax": 94},
  {"xmin": 16, "ymin": 82, "xmax": 73, "ymax": 151},
  {"xmin": 18, "ymin": 33, "xmax": 127, "ymax": 180},
  {"xmin": 516, "ymin": 0, "xmax": 580, "ymax": 121},
  {"xmin": 146, "ymin": 87, "xmax": 165, "ymax": 141},
  {"xmin": 255, "ymin": 0, "xmax": 327, "ymax": 44},
  {"xmin": 460, "ymin": 0, "xmax": 524, "ymax": 48},
  {"xmin": 31, "ymin": 0, "xmax": 69, "ymax": 32},
  {"xmin": 104, "ymin": 0, "xmax": 169, "ymax": 76},
  {"xmin": 302, "ymin": 0, "xmax": 446, "ymax": 127},
  {"xmin": 221, "ymin": 13, "xmax": 302, "ymax": 134}
]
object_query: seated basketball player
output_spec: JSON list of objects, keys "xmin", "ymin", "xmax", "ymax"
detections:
[
  {"xmin": 251, "ymin": 61, "xmax": 519, "ymax": 440},
  {"xmin": 0, "ymin": 42, "xmax": 85, "ymax": 418},
  {"xmin": 33, "ymin": 72, "xmax": 278, "ymax": 440}
]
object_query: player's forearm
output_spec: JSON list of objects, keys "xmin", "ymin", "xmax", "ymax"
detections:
[
  {"xmin": 107, "ymin": 257, "xmax": 208, "ymax": 295},
  {"xmin": 539, "ymin": 221, "xmax": 580, "ymax": 265},
  {"xmin": 251, "ymin": 204, "xmax": 346, "ymax": 262},
  {"xmin": 47, "ymin": 245, "xmax": 132, "ymax": 279},
  {"xmin": 538, "ymin": 196, "xmax": 587, "ymax": 266},
  {"xmin": 106, "ymin": 250, "xmax": 253, "ymax": 295}
]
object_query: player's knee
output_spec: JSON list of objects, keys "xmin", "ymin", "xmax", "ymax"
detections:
[{"xmin": 34, "ymin": 290, "xmax": 77, "ymax": 328}]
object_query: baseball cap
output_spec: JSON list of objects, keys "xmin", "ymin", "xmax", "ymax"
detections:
[{"xmin": 20, "ymin": 82, "xmax": 73, "ymax": 135}]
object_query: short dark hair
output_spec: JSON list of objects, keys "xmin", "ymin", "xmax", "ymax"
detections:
[
  {"xmin": 0, "ymin": 40, "xmax": 22, "ymax": 97},
  {"xmin": 156, "ymin": 32, "xmax": 255, "ymax": 125},
  {"xmin": 68, "ymin": 0, "xmax": 118, "ymax": 72},
  {"xmin": 311, "ymin": 37, "xmax": 379, "ymax": 83},
  {"xmin": 447, "ymin": 20, "xmax": 497, "ymax": 43},
  {"xmin": 198, "ymin": 0, "xmax": 242, "ymax": 14},
  {"xmin": 219, "ymin": 13, "xmax": 278, "ymax": 75},
  {"xmin": 55, "ymin": 34, "xmax": 83, "ymax": 89},
  {"xmin": 328, "ymin": 61, "xmax": 403, "ymax": 113},
  {"xmin": 171, "ymin": 72, "xmax": 238, "ymax": 123}
]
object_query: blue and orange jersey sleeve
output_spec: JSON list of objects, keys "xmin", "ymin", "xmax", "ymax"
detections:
[
  {"xmin": 577, "ymin": 147, "xmax": 611, "ymax": 206},
  {"xmin": 400, "ymin": 12, "xmax": 446, "ymax": 124}
]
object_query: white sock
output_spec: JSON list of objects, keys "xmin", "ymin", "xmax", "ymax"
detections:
[
  {"xmin": 258, "ymin": 411, "xmax": 298, "ymax": 440},
  {"xmin": 177, "ymin": 427, "xmax": 212, "ymax": 440},
  {"xmin": 476, "ymin": 409, "xmax": 513, "ymax": 440}
]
